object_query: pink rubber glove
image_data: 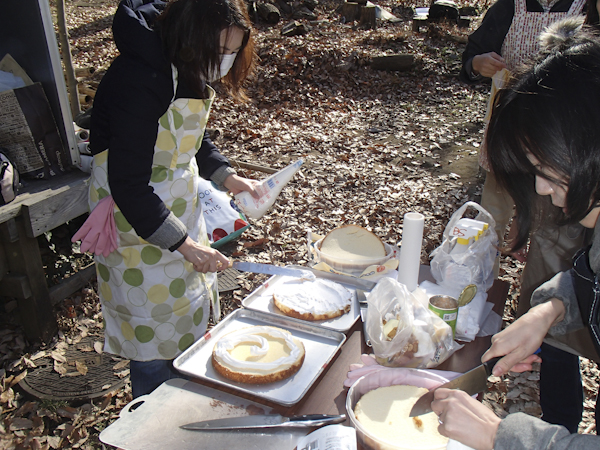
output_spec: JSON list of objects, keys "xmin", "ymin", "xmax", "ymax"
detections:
[
  {"xmin": 72, "ymin": 196, "xmax": 118, "ymax": 257},
  {"xmin": 345, "ymin": 354, "xmax": 461, "ymax": 391}
]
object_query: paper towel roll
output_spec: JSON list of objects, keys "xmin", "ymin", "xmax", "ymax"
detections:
[{"xmin": 397, "ymin": 212, "xmax": 424, "ymax": 291}]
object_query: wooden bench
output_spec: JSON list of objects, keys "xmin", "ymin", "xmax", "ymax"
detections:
[{"xmin": 0, "ymin": 170, "xmax": 90, "ymax": 343}]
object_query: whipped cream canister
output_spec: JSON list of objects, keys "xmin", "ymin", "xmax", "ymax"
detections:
[{"xmin": 235, "ymin": 159, "xmax": 303, "ymax": 219}]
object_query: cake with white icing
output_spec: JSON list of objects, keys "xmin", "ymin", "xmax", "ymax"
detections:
[
  {"xmin": 212, "ymin": 326, "xmax": 305, "ymax": 384},
  {"xmin": 273, "ymin": 278, "xmax": 353, "ymax": 321},
  {"xmin": 354, "ymin": 385, "xmax": 448, "ymax": 450}
]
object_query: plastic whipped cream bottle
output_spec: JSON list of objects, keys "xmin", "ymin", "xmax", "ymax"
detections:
[{"xmin": 234, "ymin": 159, "xmax": 303, "ymax": 219}]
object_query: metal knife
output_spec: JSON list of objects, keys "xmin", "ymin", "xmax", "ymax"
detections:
[
  {"xmin": 288, "ymin": 265, "xmax": 377, "ymax": 291},
  {"xmin": 180, "ymin": 413, "xmax": 346, "ymax": 431},
  {"xmin": 408, "ymin": 357, "xmax": 502, "ymax": 417},
  {"xmin": 230, "ymin": 261, "xmax": 316, "ymax": 280}
]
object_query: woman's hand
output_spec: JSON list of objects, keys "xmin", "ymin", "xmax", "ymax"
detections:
[
  {"xmin": 431, "ymin": 389, "xmax": 501, "ymax": 450},
  {"xmin": 482, "ymin": 299, "xmax": 565, "ymax": 376},
  {"xmin": 223, "ymin": 174, "xmax": 260, "ymax": 198},
  {"xmin": 176, "ymin": 236, "xmax": 229, "ymax": 273},
  {"xmin": 472, "ymin": 52, "xmax": 507, "ymax": 78}
]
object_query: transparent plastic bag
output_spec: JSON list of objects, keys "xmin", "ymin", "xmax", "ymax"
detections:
[
  {"xmin": 430, "ymin": 202, "xmax": 499, "ymax": 293},
  {"xmin": 366, "ymin": 278, "xmax": 461, "ymax": 368}
]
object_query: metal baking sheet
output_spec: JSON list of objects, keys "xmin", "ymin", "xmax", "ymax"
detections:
[
  {"xmin": 173, "ymin": 309, "xmax": 346, "ymax": 406},
  {"xmin": 100, "ymin": 378, "xmax": 308, "ymax": 450},
  {"xmin": 241, "ymin": 275, "xmax": 360, "ymax": 332}
]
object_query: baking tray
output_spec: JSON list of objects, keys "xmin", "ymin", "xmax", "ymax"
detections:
[
  {"xmin": 241, "ymin": 275, "xmax": 360, "ymax": 332},
  {"xmin": 99, "ymin": 378, "xmax": 308, "ymax": 450},
  {"xmin": 174, "ymin": 308, "xmax": 346, "ymax": 406}
]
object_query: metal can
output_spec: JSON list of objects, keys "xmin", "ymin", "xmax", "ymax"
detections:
[{"xmin": 428, "ymin": 295, "xmax": 458, "ymax": 338}]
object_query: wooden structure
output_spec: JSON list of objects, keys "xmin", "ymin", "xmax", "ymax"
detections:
[{"xmin": 0, "ymin": 0, "xmax": 88, "ymax": 343}]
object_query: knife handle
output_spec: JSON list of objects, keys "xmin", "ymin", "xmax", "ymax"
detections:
[
  {"xmin": 288, "ymin": 414, "xmax": 346, "ymax": 427},
  {"xmin": 482, "ymin": 348, "xmax": 541, "ymax": 377}
]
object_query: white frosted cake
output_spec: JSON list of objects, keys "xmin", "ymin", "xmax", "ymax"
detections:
[{"xmin": 273, "ymin": 278, "xmax": 353, "ymax": 321}]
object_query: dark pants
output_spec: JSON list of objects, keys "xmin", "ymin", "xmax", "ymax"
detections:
[
  {"xmin": 539, "ymin": 343, "xmax": 583, "ymax": 433},
  {"xmin": 129, "ymin": 359, "xmax": 186, "ymax": 399}
]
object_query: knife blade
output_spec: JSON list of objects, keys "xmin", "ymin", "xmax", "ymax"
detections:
[
  {"xmin": 288, "ymin": 265, "xmax": 377, "ymax": 291},
  {"xmin": 231, "ymin": 261, "xmax": 316, "ymax": 280},
  {"xmin": 180, "ymin": 414, "xmax": 346, "ymax": 431},
  {"xmin": 408, "ymin": 357, "xmax": 501, "ymax": 417}
]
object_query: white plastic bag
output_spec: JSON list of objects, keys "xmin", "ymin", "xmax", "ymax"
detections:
[
  {"xmin": 197, "ymin": 178, "xmax": 249, "ymax": 248},
  {"xmin": 366, "ymin": 278, "xmax": 461, "ymax": 369},
  {"xmin": 430, "ymin": 202, "xmax": 498, "ymax": 294}
]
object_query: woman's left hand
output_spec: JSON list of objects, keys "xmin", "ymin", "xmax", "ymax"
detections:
[
  {"xmin": 224, "ymin": 174, "xmax": 260, "ymax": 198},
  {"xmin": 431, "ymin": 389, "xmax": 501, "ymax": 450}
]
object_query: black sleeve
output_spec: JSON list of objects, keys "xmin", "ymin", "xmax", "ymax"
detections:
[
  {"xmin": 460, "ymin": 0, "xmax": 515, "ymax": 83},
  {"xmin": 93, "ymin": 56, "xmax": 174, "ymax": 239},
  {"xmin": 195, "ymin": 131, "xmax": 231, "ymax": 180}
]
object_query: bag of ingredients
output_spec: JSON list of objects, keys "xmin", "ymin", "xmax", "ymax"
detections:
[
  {"xmin": 197, "ymin": 178, "xmax": 249, "ymax": 248},
  {"xmin": 430, "ymin": 201, "xmax": 498, "ymax": 294},
  {"xmin": 366, "ymin": 277, "xmax": 461, "ymax": 368}
]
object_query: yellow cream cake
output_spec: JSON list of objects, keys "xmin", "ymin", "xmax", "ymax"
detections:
[{"xmin": 212, "ymin": 326, "xmax": 305, "ymax": 384}]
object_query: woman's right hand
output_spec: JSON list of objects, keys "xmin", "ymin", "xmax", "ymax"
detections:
[
  {"xmin": 481, "ymin": 299, "xmax": 565, "ymax": 376},
  {"xmin": 472, "ymin": 52, "xmax": 507, "ymax": 78},
  {"xmin": 176, "ymin": 236, "xmax": 229, "ymax": 273}
]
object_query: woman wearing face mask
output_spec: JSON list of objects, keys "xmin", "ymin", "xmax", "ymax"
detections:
[
  {"xmin": 430, "ymin": 21, "xmax": 600, "ymax": 450},
  {"xmin": 85, "ymin": 0, "xmax": 258, "ymax": 398}
]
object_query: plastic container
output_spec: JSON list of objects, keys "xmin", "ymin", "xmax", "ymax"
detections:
[
  {"xmin": 346, "ymin": 371, "xmax": 450, "ymax": 450},
  {"xmin": 312, "ymin": 239, "xmax": 395, "ymax": 276},
  {"xmin": 234, "ymin": 159, "xmax": 303, "ymax": 219}
]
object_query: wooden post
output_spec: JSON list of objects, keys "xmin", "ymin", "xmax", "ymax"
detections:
[
  {"xmin": 371, "ymin": 54, "xmax": 414, "ymax": 71},
  {"xmin": 56, "ymin": 0, "xmax": 81, "ymax": 118},
  {"xmin": 340, "ymin": 2, "xmax": 360, "ymax": 21},
  {"xmin": 0, "ymin": 219, "xmax": 57, "ymax": 344},
  {"xmin": 359, "ymin": 5, "xmax": 377, "ymax": 29}
]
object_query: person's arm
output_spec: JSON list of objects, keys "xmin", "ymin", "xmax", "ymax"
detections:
[
  {"xmin": 432, "ymin": 389, "xmax": 599, "ymax": 450},
  {"xmin": 460, "ymin": 0, "xmax": 514, "ymax": 83},
  {"xmin": 97, "ymin": 57, "xmax": 189, "ymax": 251},
  {"xmin": 481, "ymin": 299, "xmax": 563, "ymax": 376}
]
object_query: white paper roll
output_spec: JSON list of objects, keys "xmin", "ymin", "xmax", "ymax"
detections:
[{"xmin": 397, "ymin": 212, "xmax": 424, "ymax": 291}]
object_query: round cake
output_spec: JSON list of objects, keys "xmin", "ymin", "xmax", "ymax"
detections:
[
  {"xmin": 212, "ymin": 326, "xmax": 305, "ymax": 384},
  {"xmin": 273, "ymin": 277, "xmax": 353, "ymax": 321},
  {"xmin": 320, "ymin": 225, "xmax": 386, "ymax": 260},
  {"xmin": 354, "ymin": 385, "xmax": 448, "ymax": 450}
]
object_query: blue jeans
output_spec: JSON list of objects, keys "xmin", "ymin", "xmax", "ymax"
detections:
[
  {"xmin": 129, "ymin": 359, "xmax": 186, "ymax": 399},
  {"xmin": 539, "ymin": 343, "xmax": 583, "ymax": 433}
]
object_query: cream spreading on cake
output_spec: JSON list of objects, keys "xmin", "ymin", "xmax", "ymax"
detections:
[
  {"xmin": 214, "ymin": 326, "xmax": 302, "ymax": 373},
  {"xmin": 354, "ymin": 385, "xmax": 448, "ymax": 449},
  {"xmin": 273, "ymin": 277, "xmax": 352, "ymax": 316}
]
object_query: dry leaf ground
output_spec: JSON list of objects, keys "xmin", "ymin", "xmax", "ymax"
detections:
[{"xmin": 0, "ymin": 0, "xmax": 597, "ymax": 448}]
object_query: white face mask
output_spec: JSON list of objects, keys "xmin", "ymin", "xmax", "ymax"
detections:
[{"xmin": 209, "ymin": 53, "xmax": 237, "ymax": 82}]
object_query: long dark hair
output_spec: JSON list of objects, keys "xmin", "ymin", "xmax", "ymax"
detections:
[
  {"xmin": 487, "ymin": 21, "xmax": 600, "ymax": 250},
  {"xmin": 157, "ymin": 0, "xmax": 255, "ymax": 99}
]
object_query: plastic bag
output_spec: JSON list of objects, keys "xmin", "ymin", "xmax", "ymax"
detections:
[
  {"xmin": 430, "ymin": 202, "xmax": 498, "ymax": 294},
  {"xmin": 366, "ymin": 277, "xmax": 461, "ymax": 368},
  {"xmin": 197, "ymin": 178, "xmax": 250, "ymax": 248}
]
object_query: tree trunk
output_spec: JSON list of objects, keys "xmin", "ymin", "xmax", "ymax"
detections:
[
  {"xmin": 359, "ymin": 5, "xmax": 377, "ymax": 29},
  {"xmin": 340, "ymin": 2, "xmax": 360, "ymax": 21},
  {"xmin": 56, "ymin": 0, "xmax": 81, "ymax": 118},
  {"xmin": 370, "ymin": 54, "xmax": 414, "ymax": 71}
]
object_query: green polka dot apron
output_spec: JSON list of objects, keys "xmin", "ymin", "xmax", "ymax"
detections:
[{"xmin": 89, "ymin": 67, "xmax": 219, "ymax": 361}]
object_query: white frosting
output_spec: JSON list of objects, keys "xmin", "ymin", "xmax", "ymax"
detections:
[
  {"xmin": 215, "ymin": 326, "xmax": 301, "ymax": 371},
  {"xmin": 273, "ymin": 278, "xmax": 352, "ymax": 315}
]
